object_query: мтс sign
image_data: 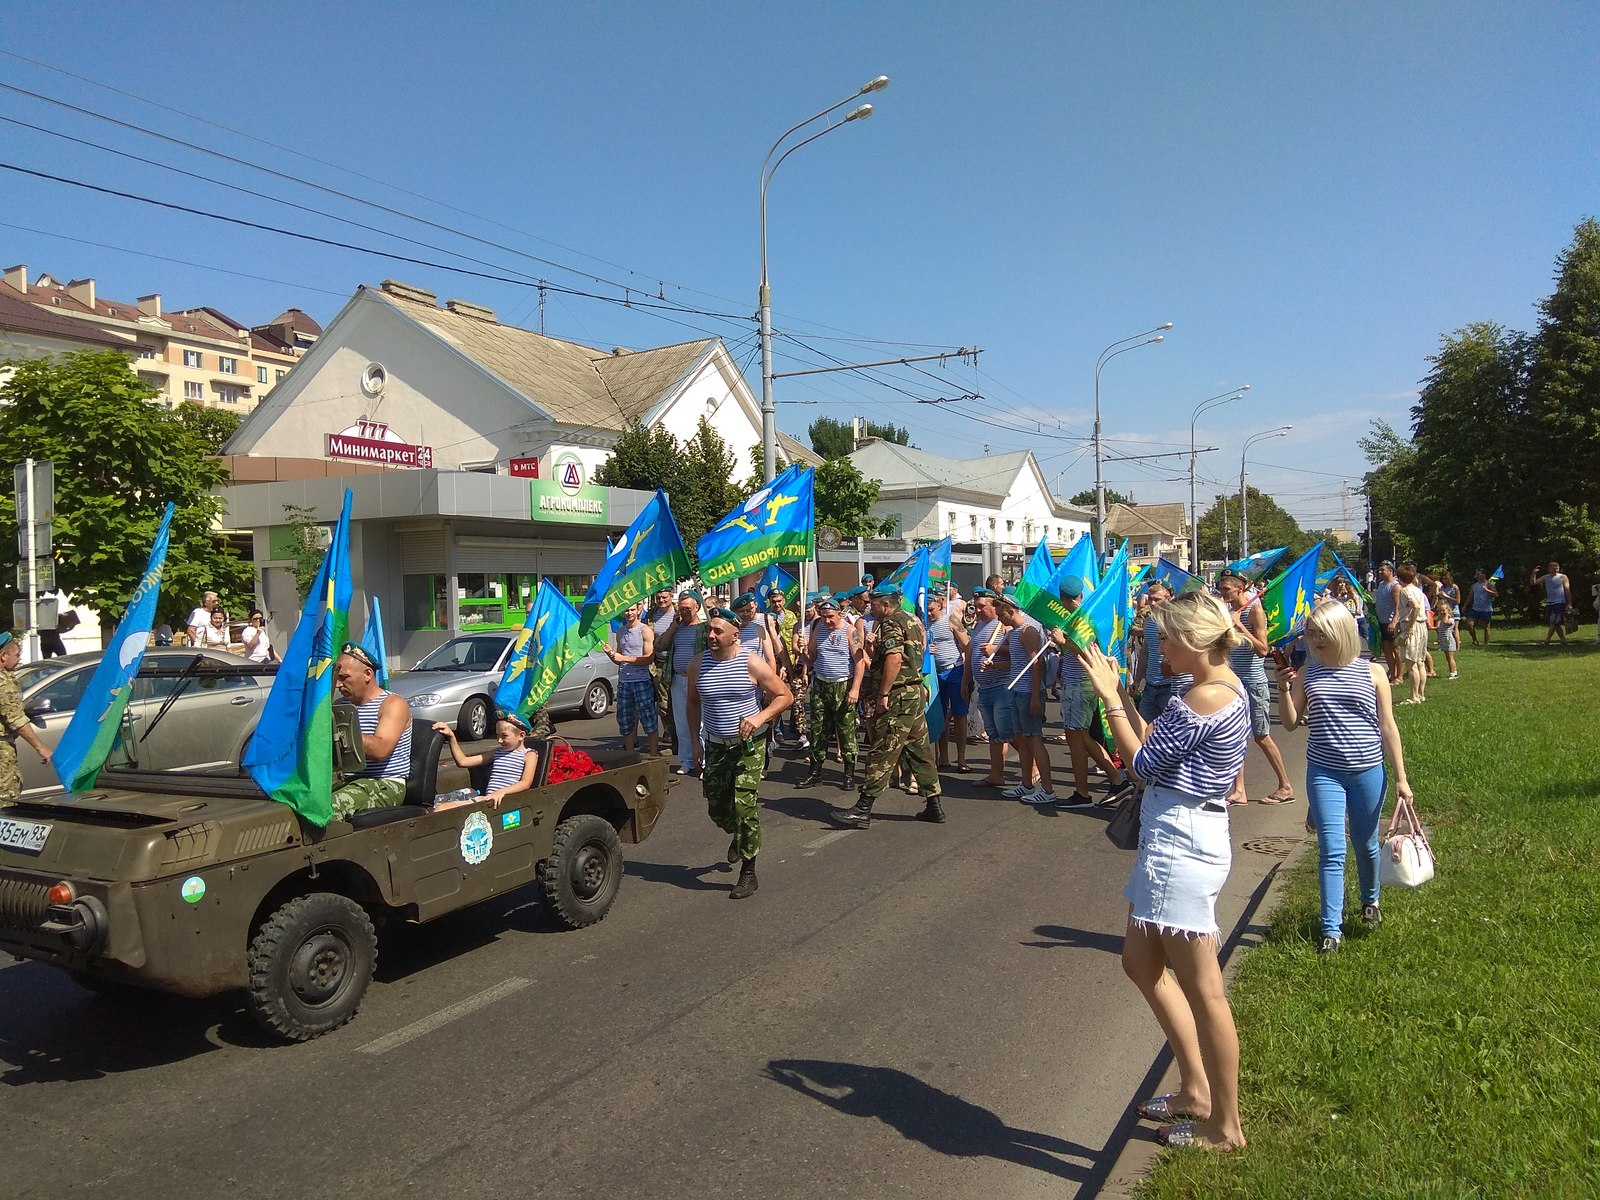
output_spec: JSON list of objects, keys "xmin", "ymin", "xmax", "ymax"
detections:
[{"xmin": 326, "ymin": 420, "xmax": 434, "ymax": 469}]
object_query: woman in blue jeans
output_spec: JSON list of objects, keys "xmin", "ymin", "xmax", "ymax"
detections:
[{"xmin": 1275, "ymin": 600, "xmax": 1412, "ymax": 954}]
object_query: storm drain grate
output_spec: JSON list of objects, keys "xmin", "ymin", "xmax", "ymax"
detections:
[{"xmin": 1241, "ymin": 836, "xmax": 1302, "ymax": 859}]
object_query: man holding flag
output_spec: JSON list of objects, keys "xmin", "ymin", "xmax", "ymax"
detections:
[{"xmin": 833, "ymin": 582, "xmax": 944, "ymax": 828}]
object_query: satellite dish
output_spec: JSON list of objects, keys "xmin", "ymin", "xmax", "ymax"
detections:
[{"xmin": 818, "ymin": 525, "xmax": 842, "ymax": 550}]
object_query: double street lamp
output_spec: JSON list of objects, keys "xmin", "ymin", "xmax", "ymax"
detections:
[
  {"xmin": 1093, "ymin": 324, "xmax": 1172, "ymax": 555},
  {"xmin": 1189, "ymin": 385, "xmax": 1250, "ymax": 568},
  {"xmin": 758, "ymin": 75, "xmax": 889, "ymax": 484},
  {"xmin": 1239, "ymin": 425, "xmax": 1292, "ymax": 557}
]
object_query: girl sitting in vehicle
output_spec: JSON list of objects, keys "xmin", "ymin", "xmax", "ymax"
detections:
[{"xmin": 432, "ymin": 709, "xmax": 539, "ymax": 809}]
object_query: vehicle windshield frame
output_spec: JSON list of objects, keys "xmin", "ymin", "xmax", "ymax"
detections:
[{"xmin": 410, "ymin": 634, "xmax": 512, "ymax": 672}]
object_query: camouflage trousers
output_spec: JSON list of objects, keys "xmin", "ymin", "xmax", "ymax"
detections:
[
  {"xmin": 651, "ymin": 663, "xmax": 673, "ymax": 747},
  {"xmin": 703, "ymin": 735, "xmax": 765, "ymax": 860},
  {"xmin": 330, "ymin": 776, "xmax": 407, "ymax": 821},
  {"xmin": 861, "ymin": 685, "xmax": 940, "ymax": 804},
  {"xmin": 0, "ymin": 740, "xmax": 19, "ymax": 806},
  {"xmin": 788, "ymin": 675, "xmax": 809, "ymax": 738},
  {"xmin": 808, "ymin": 678, "xmax": 857, "ymax": 765}
]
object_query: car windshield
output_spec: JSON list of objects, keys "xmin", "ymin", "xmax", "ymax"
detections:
[
  {"xmin": 15, "ymin": 660, "xmax": 74, "ymax": 692},
  {"xmin": 410, "ymin": 636, "xmax": 510, "ymax": 672}
]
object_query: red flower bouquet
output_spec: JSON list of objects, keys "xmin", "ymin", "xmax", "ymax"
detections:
[{"xmin": 545, "ymin": 744, "xmax": 603, "ymax": 784}]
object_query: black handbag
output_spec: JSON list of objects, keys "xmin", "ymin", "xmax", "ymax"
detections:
[{"xmin": 1104, "ymin": 783, "xmax": 1143, "ymax": 850}]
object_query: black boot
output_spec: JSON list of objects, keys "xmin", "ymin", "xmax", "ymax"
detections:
[
  {"xmin": 916, "ymin": 796, "xmax": 947, "ymax": 824},
  {"xmin": 729, "ymin": 858, "xmax": 759, "ymax": 900},
  {"xmin": 842, "ymin": 763, "xmax": 857, "ymax": 790},
  {"xmin": 834, "ymin": 799, "xmax": 873, "ymax": 829},
  {"xmin": 727, "ymin": 837, "xmax": 740, "ymax": 865},
  {"xmin": 800, "ymin": 763, "xmax": 824, "ymax": 788}
]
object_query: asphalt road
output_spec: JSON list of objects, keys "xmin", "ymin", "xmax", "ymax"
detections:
[{"xmin": 0, "ymin": 713, "xmax": 1310, "ymax": 1199}]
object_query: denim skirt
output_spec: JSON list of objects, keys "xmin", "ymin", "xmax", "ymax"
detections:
[{"xmin": 1124, "ymin": 783, "xmax": 1233, "ymax": 938}]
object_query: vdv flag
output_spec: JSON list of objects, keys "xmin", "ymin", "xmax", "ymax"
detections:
[
  {"xmin": 1490, "ymin": 564, "xmax": 1505, "ymax": 581},
  {"xmin": 52, "ymin": 502, "xmax": 175, "ymax": 792},
  {"xmin": 360, "ymin": 595, "xmax": 389, "ymax": 687},
  {"xmin": 244, "ymin": 489, "xmax": 353, "ymax": 827},
  {"xmin": 881, "ymin": 546, "xmax": 932, "ymax": 620},
  {"xmin": 1150, "ymin": 557, "xmax": 1205, "ymax": 595},
  {"xmin": 928, "ymin": 537, "xmax": 953, "ymax": 596},
  {"xmin": 1261, "ymin": 541, "xmax": 1326, "ymax": 646},
  {"xmin": 496, "ymin": 580, "xmax": 595, "ymax": 716},
  {"xmin": 696, "ymin": 463, "xmax": 814, "ymax": 588},
  {"xmin": 1081, "ymin": 543, "xmax": 1133, "ymax": 668},
  {"xmin": 1058, "ymin": 532, "xmax": 1100, "ymax": 593},
  {"xmin": 1227, "ymin": 546, "xmax": 1290, "ymax": 581},
  {"xmin": 755, "ymin": 565, "xmax": 799, "ymax": 612},
  {"xmin": 579, "ymin": 490, "xmax": 690, "ymax": 634},
  {"xmin": 1013, "ymin": 537, "xmax": 1056, "ymax": 607}
]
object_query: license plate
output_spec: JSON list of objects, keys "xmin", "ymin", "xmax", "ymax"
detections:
[{"xmin": 0, "ymin": 816, "xmax": 52, "ymax": 854}]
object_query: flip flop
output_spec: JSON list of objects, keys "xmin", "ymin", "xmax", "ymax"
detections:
[
  {"xmin": 954, "ymin": 764, "xmax": 972, "ymax": 773},
  {"xmin": 1136, "ymin": 1093, "xmax": 1195, "ymax": 1122},
  {"xmin": 1258, "ymin": 791, "xmax": 1297, "ymax": 805},
  {"xmin": 1227, "ymin": 796, "xmax": 1249, "ymax": 807},
  {"xmin": 1155, "ymin": 1122, "xmax": 1239, "ymax": 1152}
]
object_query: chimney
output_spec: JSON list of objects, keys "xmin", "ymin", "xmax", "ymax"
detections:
[
  {"xmin": 66, "ymin": 277, "xmax": 96, "ymax": 309},
  {"xmin": 2, "ymin": 264, "xmax": 26, "ymax": 293},
  {"xmin": 444, "ymin": 298, "xmax": 497, "ymax": 322},
  {"xmin": 380, "ymin": 279, "xmax": 438, "ymax": 306},
  {"xmin": 138, "ymin": 294, "xmax": 162, "ymax": 317}
]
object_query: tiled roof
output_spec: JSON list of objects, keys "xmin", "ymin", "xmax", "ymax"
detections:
[
  {"xmin": 375, "ymin": 283, "xmax": 715, "ymax": 429},
  {"xmin": 1106, "ymin": 501, "xmax": 1187, "ymax": 538},
  {"xmin": 0, "ymin": 288, "xmax": 130, "ymax": 348},
  {"xmin": 268, "ymin": 307, "xmax": 323, "ymax": 336}
]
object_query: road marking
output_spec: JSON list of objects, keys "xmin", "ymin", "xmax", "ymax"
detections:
[
  {"xmin": 356, "ymin": 977, "xmax": 532, "ymax": 1056},
  {"xmin": 803, "ymin": 829, "xmax": 852, "ymax": 851}
]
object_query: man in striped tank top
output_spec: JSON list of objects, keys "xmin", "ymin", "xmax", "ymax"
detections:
[
  {"xmin": 606, "ymin": 602, "xmax": 659, "ymax": 756},
  {"xmin": 331, "ymin": 643, "xmax": 413, "ymax": 820},
  {"xmin": 687, "ymin": 607, "xmax": 792, "ymax": 900}
]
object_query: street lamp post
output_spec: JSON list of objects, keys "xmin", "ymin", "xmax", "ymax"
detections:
[
  {"xmin": 1188, "ymin": 384, "xmax": 1249, "ymax": 568},
  {"xmin": 1093, "ymin": 324, "xmax": 1172, "ymax": 555},
  {"xmin": 759, "ymin": 75, "xmax": 888, "ymax": 485},
  {"xmin": 1239, "ymin": 425, "xmax": 1292, "ymax": 557}
]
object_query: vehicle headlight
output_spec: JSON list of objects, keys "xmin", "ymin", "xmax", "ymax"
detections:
[{"xmin": 410, "ymin": 693, "xmax": 444, "ymax": 708}]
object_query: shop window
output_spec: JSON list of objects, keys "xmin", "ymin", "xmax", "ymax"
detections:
[
  {"xmin": 403, "ymin": 573, "xmax": 447, "ymax": 630},
  {"xmin": 547, "ymin": 573, "xmax": 596, "ymax": 607}
]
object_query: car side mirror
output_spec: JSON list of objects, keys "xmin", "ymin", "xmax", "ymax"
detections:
[{"xmin": 24, "ymin": 699, "xmax": 53, "ymax": 717}]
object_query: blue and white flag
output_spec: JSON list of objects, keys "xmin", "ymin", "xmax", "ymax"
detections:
[{"xmin": 360, "ymin": 595, "xmax": 389, "ymax": 687}]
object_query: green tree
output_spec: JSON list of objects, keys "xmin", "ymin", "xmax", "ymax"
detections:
[
  {"xmin": 0, "ymin": 351, "xmax": 253, "ymax": 636},
  {"xmin": 815, "ymin": 456, "xmax": 895, "ymax": 538},
  {"xmin": 281, "ymin": 503, "xmax": 328, "ymax": 603},
  {"xmin": 176, "ymin": 403, "xmax": 244, "ymax": 454},
  {"xmin": 593, "ymin": 417, "xmax": 743, "ymax": 568},
  {"xmin": 808, "ymin": 417, "xmax": 854, "ymax": 460},
  {"xmin": 864, "ymin": 420, "xmax": 910, "ymax": 446},
  {"xmin": 592, "ymin": 420, "xmax": 681, "ymax": 492},
  {"xmin": 1068, "ymin": 487, "xmax": 1135, "ymax": 509},
  {"xmin": 1196, "ymin": 487, "xmax": 1308, "ymax": 563}
]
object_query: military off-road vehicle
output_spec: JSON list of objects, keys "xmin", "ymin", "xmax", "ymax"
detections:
[{"xmin": 0, "ymin": 709, "xmax": 669, "ymax": 1041}]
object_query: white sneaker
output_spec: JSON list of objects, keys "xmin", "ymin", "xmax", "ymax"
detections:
[
  {"xmin": 1001, "ymin": 783, "xmax": 1031, "ymax": 798},
  {"xmin": 1022, "ymin": 787, "xmax": 1058, "ymax": 805},
  {"xmin": 1448, "ymin": 672, "xmax": 1458, "ymax": 680},
  {"xmin": 797, "ymin": 736, "xmax": 810, "ymax": 749}
]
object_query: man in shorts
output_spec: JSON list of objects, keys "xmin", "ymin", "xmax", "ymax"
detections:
[
  {"xmin": 1532, "ymin": 561, "xmax": 1571, "ymax": 646},
  {"xmin": 1373, "ymin": 561, "xmax": 1402, "ymax": 682},
  {"xmin": 605, "ymin": 602, "xmax": 659, "ymax": 754},
  {"xmin": 1464, "ymin": 567, "xmax": 1498, "ymax": 646}
]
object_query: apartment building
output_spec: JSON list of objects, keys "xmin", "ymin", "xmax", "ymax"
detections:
[{"xmin": 1, "ymin": 263, "xmax": 319, "ymax": 411}]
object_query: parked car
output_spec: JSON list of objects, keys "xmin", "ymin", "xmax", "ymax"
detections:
[
  {"xmin": 13, "ymin": 649, "xmax": 275, "ymax": 800},
  {"xmin": 387, "ymin": 632, "xmax": 616, "ymax": 740}
]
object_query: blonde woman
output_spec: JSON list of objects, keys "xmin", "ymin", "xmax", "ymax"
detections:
[
  {"xmin": 1082, "ymin": 591, "xmax": 1250, "ymax": 1153},
  {"xmin": 1276, "ymin": 601, "xmax": 1411, "ymax": 953}
]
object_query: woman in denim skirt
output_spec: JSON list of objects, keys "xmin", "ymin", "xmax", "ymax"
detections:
[{"xmin": 1082, "ymin": 591, "xmax": 1251, "ymax": 1153}]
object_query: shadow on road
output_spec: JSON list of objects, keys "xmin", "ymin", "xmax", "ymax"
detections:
[
  {"xmin": 1021, "ymin": 924, "xmax": 1125, "ymax": 955},
  {"xmin": 624, "ymin": 858, "xmax": 730, "ymax": 893},
  {"xmin": 764, "ymin": 1058, "xmax": 1095, "ymax": 1183}
]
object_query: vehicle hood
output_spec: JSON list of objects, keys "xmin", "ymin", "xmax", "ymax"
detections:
[{"xmin": 388, "ymin": 668, "xmax": 491, "ymax": 696}]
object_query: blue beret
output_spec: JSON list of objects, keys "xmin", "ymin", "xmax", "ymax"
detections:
[
  {"xmin": 495, "ymin": 708, "xmax": 531, "ymax": 733},
  {"xmin": 837, "ymin": 586, "xmax": 864, "ymax": 601},
  {"xmin": 708, "ymin": 606, "xmax": 739, "ymax": 624},
  {"xmin": 733, "ymin": 592, "xmax": 758, "ymax": 607},
  {"xmin": 870, "ymin": 581, "xmax": 903, "ymax": 600},
  {"xmin": 1058, "ymin": 574, "xmax": 1086, "ymax": 599},
  {"xmin": 998, "ymin": 587, "xmax": 1021, "ymax": 606},
  {"xmin": 814, "ymin": 595, "xmax": 839, "ymax": 610}
]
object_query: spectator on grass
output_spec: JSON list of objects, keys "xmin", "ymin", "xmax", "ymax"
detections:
[
  {"xmin": 1434, "ymin": 592, "xmax": 1459, "ymax": 680},
  {"xmin": 1464, "ymin": 568, "xmax": 1498, "ymax": 645},
  {"xmin": 1531, "ymin": 562, "xmax": 1571, "ymax": 646},
  {"xmin": 1373, "ymin": 562, "xmax": 1401, "ymax": 682},
  {"xmin": 1275, "ymin": 601, "xmax": 1411, "ymax": 953},
  {"xmin": 1080, "ymin": 591, "xmax": 1250, "ymax": 1153},
  {"xmin": 1394, "ymin": 564, "xmax": 1430, "ymax": 705}
]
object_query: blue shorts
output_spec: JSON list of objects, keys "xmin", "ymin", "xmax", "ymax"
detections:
[
  {"xmin": 1137, "ymin": 681, "xmax": 1172, "ymax": 724},
  {"xmin": 1061, "ymin": 681, "xmax": 1097, "ymax": 731},
  {"xmin": 978, "ymin": 687, "xmax": 1014, "ymax": 742},
  {"xmin": 615, "ymin": 678, "xmax": 658, "ymax": 735},
  {"xmin": 1009, "ymin": 689, "xmax": 1045, "ymax": 738},
  {"xmin": 1244, "ymin": 674, "xmax": 1271, "ymax": 738},
  {"xmin": 1546, "ymin": 603, "xmax": 1567, "ymax": 626},
  {"xmin": 937, "ymin": 662, "xmax": 969, "ymax": 717},
  {"xmin": 1467, "ymin": 608, "xmax": 1492, "ymax": 624}
]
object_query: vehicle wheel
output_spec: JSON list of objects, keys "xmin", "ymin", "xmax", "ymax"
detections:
[
  {"xmin": 582, "ymin": 680, "xmax": 611, "ymax": 719},
  {"xmin": 246, "ymin": 892, "xmax": 376, "ymax": 1042},
  {"xmin": 539, "ymin": 814, "xmax": 624, "ymax": 929},
  {"xmin": 458, "ymin": 697, "xmax": 491, "ymax": 741}
]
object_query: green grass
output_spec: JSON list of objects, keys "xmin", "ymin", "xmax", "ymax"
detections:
[{"xmin": 1141, "ymin": 625, "xmax": 1600, "ymax": 1198}]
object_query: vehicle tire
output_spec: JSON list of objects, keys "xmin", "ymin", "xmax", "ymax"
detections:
[
  {"xmin": 539, "ymin": 814, "xmax": 624, "ymax": 929},
  {"xmin": 457, "ymin": 696, "xmax": 491, "ymax": 741},
  {"xmin": 582, "ymin": 680, "xmax": 611, "ymax": 719},
  {"xmin": 246, "ymin": 892, "xmax": 376, "ymax": 1042}
]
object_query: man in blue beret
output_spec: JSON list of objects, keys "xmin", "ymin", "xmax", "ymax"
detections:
[{"xmin": 833, "ymin": 583, "xmax": 943, "ymax": 827}]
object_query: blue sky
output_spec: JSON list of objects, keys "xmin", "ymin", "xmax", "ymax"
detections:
[{"xmin": 2, "ymin": 2, "xmax": 1596, "ymax": 531}]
